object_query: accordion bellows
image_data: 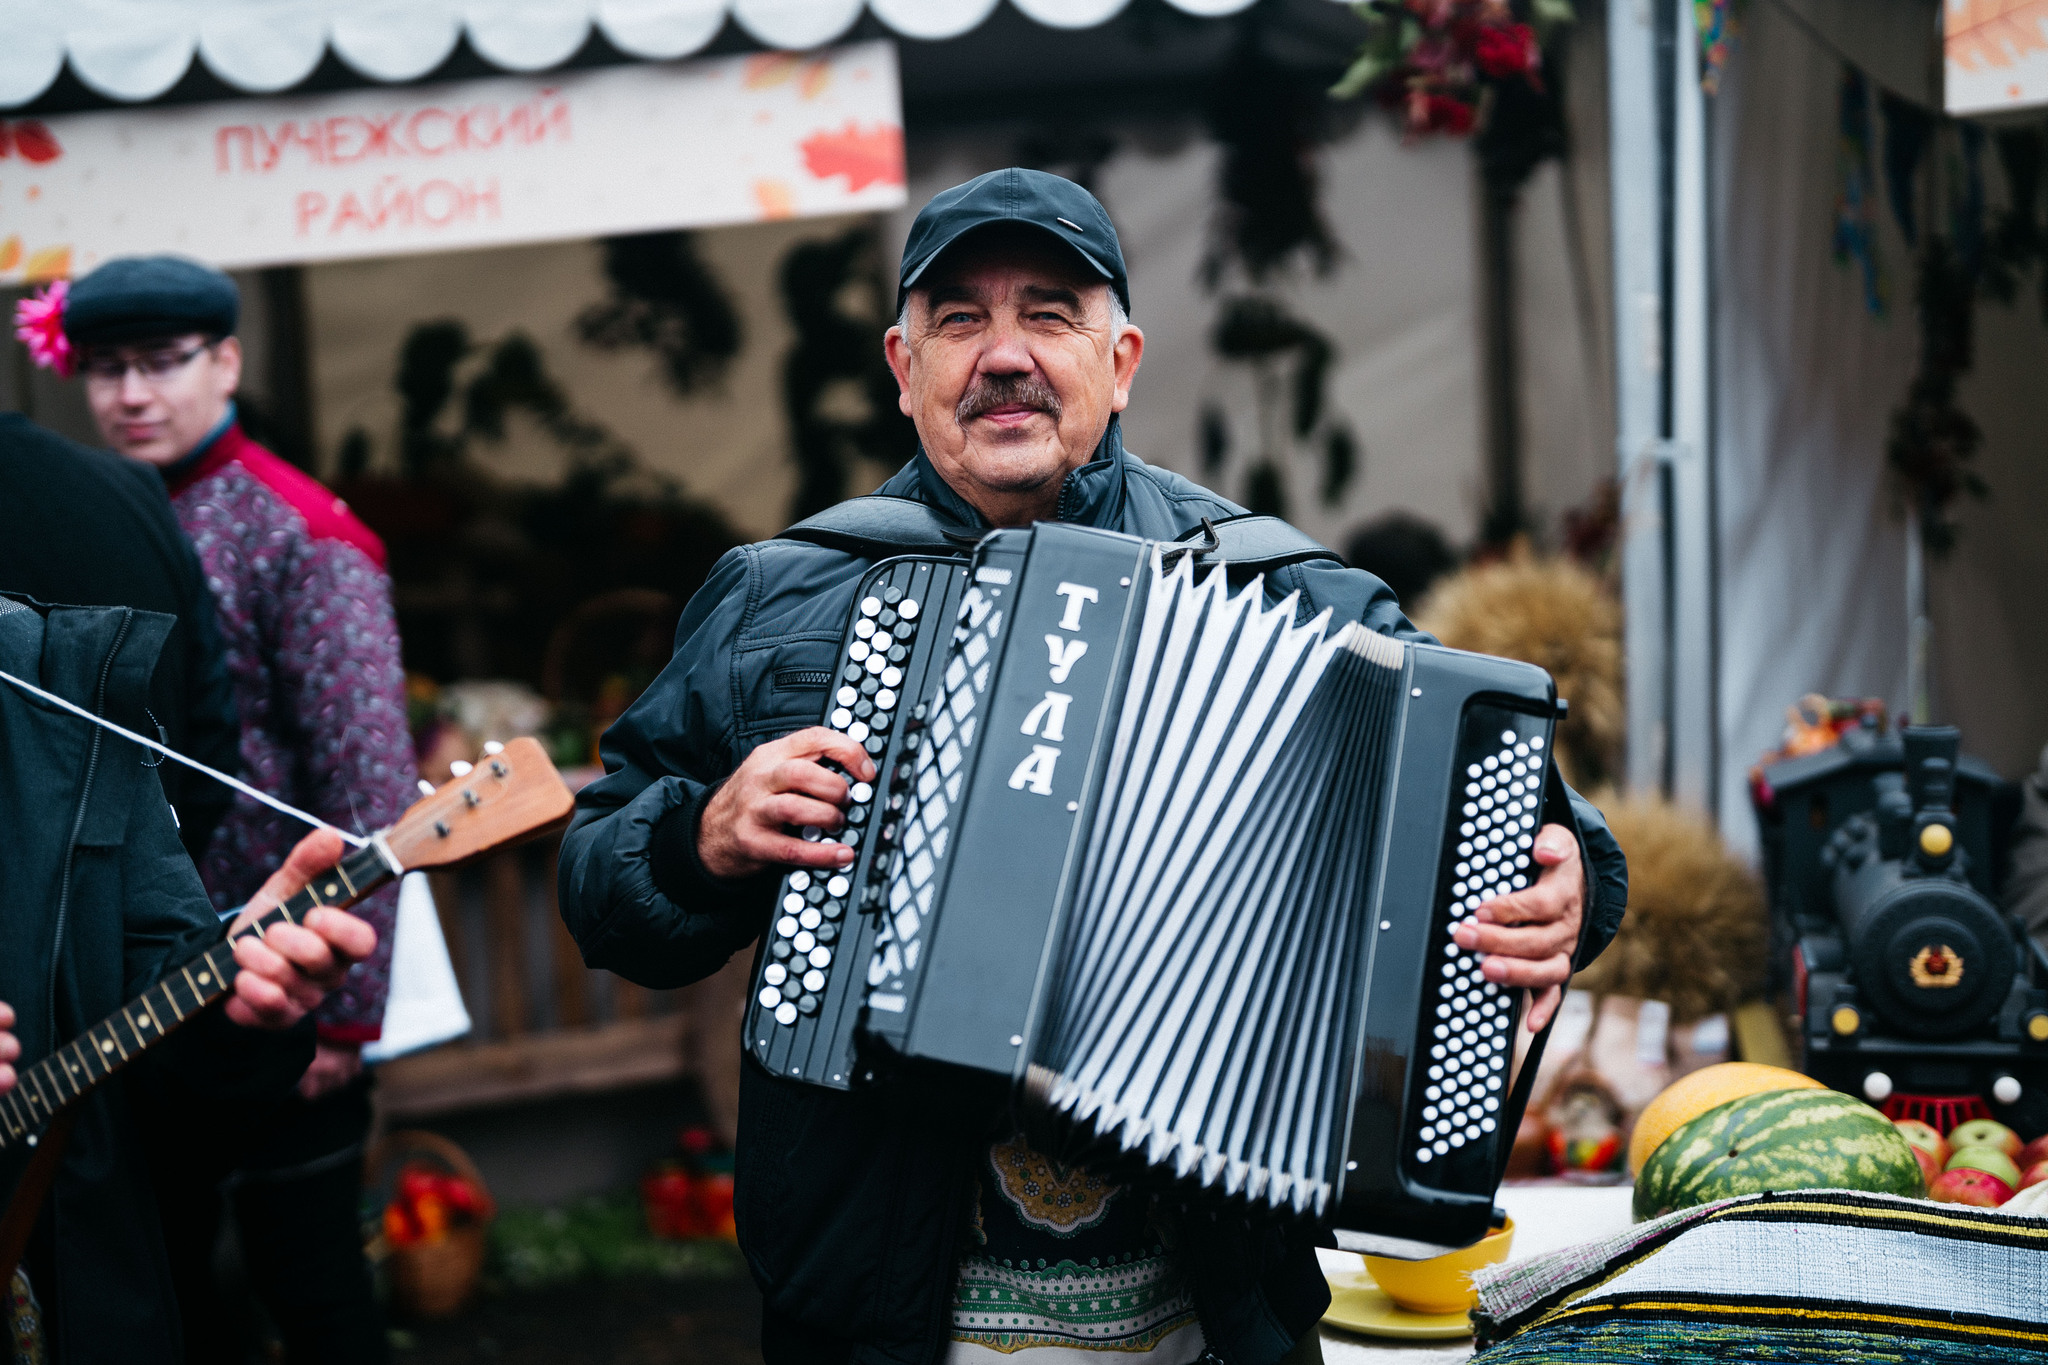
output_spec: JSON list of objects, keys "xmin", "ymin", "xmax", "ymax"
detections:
[
  {"xmin": 1026, "ymin": 564, "xmax": 1403, "ymax": 1217},
  {"xmin": 748, "ymin": 522, "xmax": 1560, "ymax": 1255}
]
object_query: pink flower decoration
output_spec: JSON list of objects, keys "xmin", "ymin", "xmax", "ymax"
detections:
[{"xmin": 14, "ymin": 279, "xmax": 71, "ymax": 377}]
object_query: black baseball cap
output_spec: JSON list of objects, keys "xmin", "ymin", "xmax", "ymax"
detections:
[
  {"xmin": 898, "ymin": 168, "xmax": 1130, "ymax": 318},
  {"xmin": 64, "ymin": 255, "xmax": 240, "ymax": 348}
]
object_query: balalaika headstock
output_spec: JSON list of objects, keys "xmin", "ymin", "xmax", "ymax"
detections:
[{"xmin": 382, "ymin": 737, "xmax": 575, "ymax": 873}]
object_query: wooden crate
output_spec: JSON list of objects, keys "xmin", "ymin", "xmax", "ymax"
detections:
[{"xmin": 376, "ymin": 832, "xmax": 747, "ymax": 1143}]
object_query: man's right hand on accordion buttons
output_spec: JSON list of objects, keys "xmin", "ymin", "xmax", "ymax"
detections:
[
  {"xmin": 1451, "ymin": 822, "xmax": 1583, "ymax": 1033},
  {"xmin": 699, "ymin": 726, "xmax": 877, "ymax": 880}
]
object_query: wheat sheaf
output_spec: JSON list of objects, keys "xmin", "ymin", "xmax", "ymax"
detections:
[{"xmin": 1948, "ymin": 0, "xmax": 2048, "ymax": 70}]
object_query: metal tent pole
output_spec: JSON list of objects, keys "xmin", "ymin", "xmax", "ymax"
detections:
[{"xmin": 1608, "ymin": 0, "xmax": 1718, "ymax": 813}]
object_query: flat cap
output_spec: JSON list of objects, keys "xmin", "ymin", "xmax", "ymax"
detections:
[
  {"xmin": 64, "ymin": 255, "xmax": 240, "ymax": 348},
  {"xmin": 899, "ymin": 168, "xmax": 1130, "ymax": 317}
]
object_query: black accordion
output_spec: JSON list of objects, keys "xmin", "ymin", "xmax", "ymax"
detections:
[{"xmin": 746, "ymin": 522, "xmax": 1561, "ymax": 1255}]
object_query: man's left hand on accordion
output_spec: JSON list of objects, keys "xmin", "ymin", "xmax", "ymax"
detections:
[{"xmin": 1453, "ymin": 821, "xmax": 1583, "ymax": 1032}]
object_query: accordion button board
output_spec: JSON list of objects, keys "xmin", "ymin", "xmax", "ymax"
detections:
[{"xmin": 745, "ymin": 555, "xmax": 972, "ymax": 1087}]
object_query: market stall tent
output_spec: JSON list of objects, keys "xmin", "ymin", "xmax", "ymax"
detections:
[
  {"xmin": 0, "ymin": 0, "xmax": 1319, "ymax": 106},
  {"xmin": 1612, "ymin": 0, "xmax": 2048, "ymax": 854}
]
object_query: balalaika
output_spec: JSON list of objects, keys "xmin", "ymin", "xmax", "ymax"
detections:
[{"xmin": 745, "ymin": 522, "xmax": 1563, "ymax": 1256}]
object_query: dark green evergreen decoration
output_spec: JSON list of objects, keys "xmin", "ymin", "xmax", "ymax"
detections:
[
  {"xmin": 342, "ymin": 317, "xmax": 740, "ymax": 686},
  {"xmin": 576, "ymin": 230, "xmax": 742, "ymax": 397},
  {"xmin": 1198, "ymin": 38, "xmax": 1356, "ymax": 518},
  {"xmin": 1015, "ymin": 128, "xmax": 1118, "ymax": 195},
  {"xmin": 397, "ymin": 319, "xmax": 471, "ymax": 476},
  {"xmin": 1210, "ymin": 295, "xmax": 1357, "ymax": 516},
  {"xmin": 1330, "ymin": 0, "xmax": 1574, "ymax": 548},
  {"xmin": 779, "ymin": 226, "xmax": 918, "ymax": 522},
  {"xmin": 1983, "ymin": 125, "xmax": 2048, "ymax": 320},
  {"xmin": 1873, "ymin": 106, "xmax": 2048, "ymax": 555},
  {"xmin": 1887, "ymin": 234, "xmax": 1984, "ymax": 556},
  {"xmin": 1203, "ymin": 41, "xmax": 1342, "ymax": 287}
]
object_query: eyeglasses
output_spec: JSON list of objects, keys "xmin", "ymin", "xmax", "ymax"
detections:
[{"xmin": 79, "ymin": 343, "xmax": 212, "ymax": 386}]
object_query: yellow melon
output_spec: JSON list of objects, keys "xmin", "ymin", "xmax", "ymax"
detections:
[{"xmin": 1626, "ymin": 1062, "xmax": 1825, "ymax": 1174}]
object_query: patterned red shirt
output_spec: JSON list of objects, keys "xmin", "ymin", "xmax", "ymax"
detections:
[{"xmin": 167, "ymin": 425, "xmax": 416, "ymax": 1042}]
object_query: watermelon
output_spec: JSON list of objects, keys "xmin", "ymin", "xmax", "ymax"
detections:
[{"xmin": 1633, "ymin": 1087, "xmax": 1925, "ymax": 1221}]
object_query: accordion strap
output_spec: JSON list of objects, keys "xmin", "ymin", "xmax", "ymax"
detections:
[
  {"xmin": 1170, "ymin": 513, "xmax": 1345, "ymax": 574},
  {"xmin": 1493, "ymin": 1005, "xmax": 1558, "ymax": 1189},
  {"xmin": 781, "ymin": 500, "xmax": 1346, "ymax": 575},
  {"xmin": 779, "ymin": 496, "xmax": 981, "ymax": 557}
]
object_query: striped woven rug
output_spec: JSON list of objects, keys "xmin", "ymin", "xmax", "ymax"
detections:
[{"xmin": 1469, "ymin": 1189, "xmax": 2048, "ymax": 1362}]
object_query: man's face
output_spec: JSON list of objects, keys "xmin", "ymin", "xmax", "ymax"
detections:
[
  {"xmin": 82, "ymin": 333, "xmax": 242, "ymax": 467},
  {"xmin": 884, "ymin": 226, "xmax": 1143, "ymax": 526}
]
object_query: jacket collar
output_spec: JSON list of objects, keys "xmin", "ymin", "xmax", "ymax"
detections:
[
  {"xmin": 163, "ymin": 420, "xmax": 252, "ymax": 499},
  {"xmin": 890, "ymin": 416, "xmax": 1130, "ymax": 532}
]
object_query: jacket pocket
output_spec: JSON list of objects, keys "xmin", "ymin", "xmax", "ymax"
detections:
[{"xmin": 773, "ymin": 667, "xmax": 834, "ymax": 691}]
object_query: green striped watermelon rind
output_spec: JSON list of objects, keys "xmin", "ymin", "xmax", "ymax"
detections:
[{"xmin": 1632, "ymin": 1087, "xmax": 1926, "ymax": 1222}]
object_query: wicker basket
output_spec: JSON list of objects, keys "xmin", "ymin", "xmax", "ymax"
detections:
[{"xmin": 369, "ymin": 1129, "xmax": 493, "ymax": 1320}]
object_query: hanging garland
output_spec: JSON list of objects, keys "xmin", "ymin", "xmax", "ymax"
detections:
[{"xmin": 1332, "ymin": 0, "xmax": 1572, "ymax": 141}]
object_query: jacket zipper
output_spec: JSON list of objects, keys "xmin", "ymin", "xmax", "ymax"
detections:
[{"xmin": 48, "ymin": 609, "xmax": 130, "ymax": 1043}]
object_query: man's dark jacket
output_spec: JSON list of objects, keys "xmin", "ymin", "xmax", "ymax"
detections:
[
  {"xmin": 0, "ymin": 414, "xmax": 240, "ymax": 856},
  {"xmin": 0, "ymin": 595, "xmax": 312, "ymax": 1364},
  {"xmin": 559, "ymin": 425, "xmax": 1628, "ymax": 1364}
]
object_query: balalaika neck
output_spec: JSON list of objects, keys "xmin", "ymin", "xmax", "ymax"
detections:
[{"xmin": 0, "ymin": 839, "xmax": 397, "ymax": 1153}]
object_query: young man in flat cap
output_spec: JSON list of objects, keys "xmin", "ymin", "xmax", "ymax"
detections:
[
  {"xmin": 561, "ymin": 171, "xmax": 1628, "ymax": 1364},
  {"xmin": 63, "ymin": 255, "xmax": 416, "ymax": 1364}
]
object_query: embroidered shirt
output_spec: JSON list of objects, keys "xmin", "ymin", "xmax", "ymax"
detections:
[
  {"xmin": 165, "ymin": 424, "xmax": 416, "ymax": 1042},
  {"xmin": 947, "ymin": 1133, "xmax": 1205, "ymax": 1362}
]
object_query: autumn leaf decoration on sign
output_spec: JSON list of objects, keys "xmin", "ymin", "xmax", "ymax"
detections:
[
  {"xmin": 800, "ymin": 123, "xmax": 904, "ymax": 193},
  {"xmin": 1947, "ymin": 0, "xmax": 2048, "ymax": 69}
]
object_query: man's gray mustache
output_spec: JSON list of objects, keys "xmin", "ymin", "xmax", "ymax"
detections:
[{"xmin": 957, "ymin": 378, "xmax": 1062, "ymax": 423}]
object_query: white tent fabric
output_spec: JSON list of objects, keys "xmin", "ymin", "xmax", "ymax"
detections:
[
  {"xmin": 1711, "ymin": 0, "xmax": 2048, "ymax": 856},
  {"xmin": 0, "ymin": 0, "xmax": 1271, "ymax": 107}
]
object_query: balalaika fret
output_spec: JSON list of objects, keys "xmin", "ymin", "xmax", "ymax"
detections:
[
  {"xmin": 0, "ymin": 739, "xmax": 574, "ymax": 1158},
  {"xmin": 0, "ymin": 841, "xmax": 399, "ymax": 1152},
  {"xmin": 747, "ymin": 523, "xmax": 1567, "ymax": 1257}
]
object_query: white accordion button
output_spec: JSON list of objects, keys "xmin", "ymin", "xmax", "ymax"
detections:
[
  {"xmin": 775, "ymin": 1001, "xmax": 798, "ymax": 1025},
  {"xmin": 899, "ymin": 598, "xmax": 920, "ymax": 619},
  {"xmin": 861, "ymin": 596, "xmax": 881, "ymax": 616},
  {"xmin": 764, "ymin": 963, "xmax": 787, "ymax": 986}
]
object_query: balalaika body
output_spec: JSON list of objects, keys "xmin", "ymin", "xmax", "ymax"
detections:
[{"xmin": 745, "ymin": 522, "xmax": 1561, "ymax": 1256}]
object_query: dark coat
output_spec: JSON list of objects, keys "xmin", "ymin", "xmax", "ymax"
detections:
[
  {"xmin": 559, "ymin": 426, "xmax": 1628, "ymax": 1365},
  {"xmin": 0, "ymin": 595, "xmax": 312, "ymax": 1365},
  {"xmin": 0, "ymin": 414, "xmax": 240, "ymax": 856}
]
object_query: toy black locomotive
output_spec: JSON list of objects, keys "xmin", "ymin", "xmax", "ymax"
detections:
[{"xmin": 1755, "ymin": 724, "xmax": 2040, "ymax": 1124}]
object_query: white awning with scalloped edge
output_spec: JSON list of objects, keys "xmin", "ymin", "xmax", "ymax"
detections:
[{"xmin": 0, "ymin": 0, "xmax": 1267, "ymax": 108}]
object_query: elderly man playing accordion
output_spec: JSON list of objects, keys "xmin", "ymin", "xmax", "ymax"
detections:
[{"xmin": 562, "ymin": 170, "xmax": 1627, "ymax": 1365}]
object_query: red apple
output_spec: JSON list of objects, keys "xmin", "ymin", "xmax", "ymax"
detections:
[
  {"xmin": 1929, "ymin": 1166, "xmax": 2015, "ymax": 1207},
  {"xmin": 2023, "ymin": 1161, "xmax": 2048, "ymax": 1191},
  {"xmin": 1909, "ymin": 1145, "xmax": 1941, "ymax": 1189},
  {"xmin": 1946, "ymin": 1145, "xmax": 2023, "ymax": 1189},
  {"xmin": 2017, "ymin": 1134, "xmax": 2048, "ymax": 1170},
  {"xmin": 1948, "ymin": 1119, "xmax": 2021, "ymax": 1159},
  {"xmin": 1894, "ymin": 1119, "xmax": 1949, "ymax": 1168}
]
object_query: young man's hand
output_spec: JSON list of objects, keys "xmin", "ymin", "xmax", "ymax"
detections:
[
  {"xmin": 224, "ymin": 829, "xmax": 378, "ymax": 1031},
  {"xmin": 0, "ymin": 1001, "xmax": 16, "ymax": 1096},
  {"xmin": 1450, "ymin": 823, "xmax": 1583, "ymax": 1031},
  {"xmin": 698, "ymin": 727, "xmax": 877, "ymax": 879},
  {"xmin": 297, "ymin": 1039, "xmax": 365, "ymax": 1099}
]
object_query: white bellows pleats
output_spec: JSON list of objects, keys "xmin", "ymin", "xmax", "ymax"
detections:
[{"xmin": 1034, "ymin": 553, "xmax": 1407, "ymax": 1217}]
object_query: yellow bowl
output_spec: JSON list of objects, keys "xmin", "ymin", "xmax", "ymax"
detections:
[{"xmin": 1362, "ymin": 1217, "xmax": 1515, "ymax": 1315}]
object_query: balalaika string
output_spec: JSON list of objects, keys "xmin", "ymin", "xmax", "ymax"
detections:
[{"xmin": 0, "ymin": 665, "xmax": 366, "ymax": 848}]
